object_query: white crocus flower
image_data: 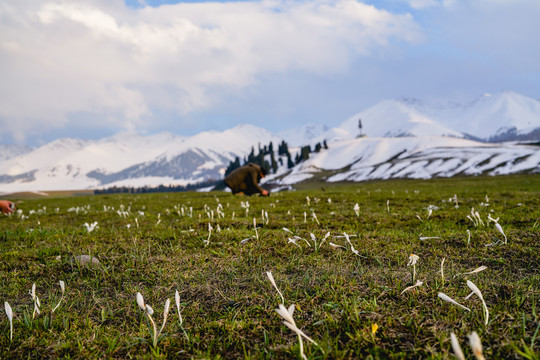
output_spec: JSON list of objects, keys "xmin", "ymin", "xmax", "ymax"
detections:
[
  {"xmin": 253, "ymin": 218, "xmax": 258, "ymax": 240},
  {"xmin": 454, "ymin": 266, "xmax": 487, "ymax": 278},
  {"xmin": 494, "ymin": 222, "xmax": 507, "ymax": 244},
  {"xmin": 466, "ymin": 281, "xmax": 489, "ymax": 325},
  {"xmin": 453, "ymin": 194, "xmax": 459, "ymax": 208},
  {"xmin": 343, "ymin": 233, "xmax": 360, "ymax": 256},
  {"xmin": 354, "ymin": 203, "xmax": 360, "ymax": 216},
  {"xmin": 266, "ymin": 271, "xmax": 285, "ymax": 304},
  {"xmin": 400, "ymin": 280, "xmax": 423, "ymax": 295},
  {"xmin": 320, "ymin": 232, "xmax": 330, "ymax": 248},
  {"xmin": 468, "ymin": 331, "xmax": 485, "ymax": 360},
  {"xmin": 283, "ymin": 228, "xmax": 293, "ymax": 234},
  {"xmin": 407, "ymin": 254, "xmax": 419, "ymax": 266},
  {"xmin": 158, "ymin": 299, "xmax": 170, "ymax": 337},
  {"xmin": 407, "ymin": 254, "xmax": 420, "ymax": 282},
  {"xmin": 136, "ymin": 293, "xmax": 170, "ymax": 347},
  {"xmin": 204, "ymin": 223, "xmax": 213, "ymax": 247},
  {"xmin": 440, "ymin": 258, "xmax": 446, "ymax": 283},
  {"xmin": 84, "ymin": 221, "xmax": 99, "ymax": 233},
  {"xmin": 288, "ymin": 238, "xmax": 301, "ymax": 248},
  {"xmin": 275, "ymin": 304, "xmax": 318, "ymax": 360},
  {"xmin": 419, "ymin": 236, "xmax": 440, "ymax": 241},
  {"xmin": 329, "ymin": 242, "xmax": 346, "ymax": 250},
  {"xmin": 487, "ymin": 214, "xmax": 499, "ymax": 224},
  {"xmin": 450, "ymin": 332, "xmax": 465, "ymax": 360},
  {"xmin": 30, "ymin": 283, "xmax": 40, "ymax": 318},
  {"xmin": 136, "ymin": 292, "xmax": 146, "ymax": 311},
  {"xmin": 35, "ymin": 296, "xmax": 41, "ymax": 317},
  {"xmin": 311, "ymin": 211, "xmax": 320, "ymax": 225},
  {"xmin": 488, "ymin": 215, "xmax": 507, "ymax": 243},
  {"xmin": 293, "ymin": 235, "xmax": 311, "ymax": 247},
  {"xmin": 438, "ymin": 293, "xmax": 471, "ymax": 311},
  {"xmin": 175, "ymin": 290, "xmax": 183, "ymax": 326},
  {"xmin": 52, "ymin": 280, "xmax": 66, "ymax": 313},
  {"xmin": 5, "ymin": 302, "xmax": 13, "ymax": 341},
  {"xmin": 474, "ymin": 211, "xmax": 484, "ymax": 226}
]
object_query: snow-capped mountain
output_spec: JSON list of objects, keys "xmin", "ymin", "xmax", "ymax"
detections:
[
  {"xmin": 316, "ymin": 91, "xmax": 540, "ymax": 143},
  {"xmin": 437, "ymin": 91, "xmax": 540, "ymax": 141},
  {"xmin": 278, "ymin": 124, "xmax": 331, "ymax": 147},
  {"xmin": 0, "ymin": 144, "xmax": 33, "ymax": 162},
  {"xmin": 336, "ymin": 100, "xmax": 466, "ymax": 139},
  {"xmin": 0, "ymin": 124, "xmax": 281, "ymax": 193},
  {"xmin": 0, "ymin": 91, "xmax": 538, "ymax": 193},
  {"xmin": 269, "ymin": 137, "xmax": 539, "ymax": 185}
]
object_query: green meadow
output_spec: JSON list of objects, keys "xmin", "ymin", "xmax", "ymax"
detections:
[{"xmin": 1, "ymin": 175, "xmax": 539, "ymax": 359}]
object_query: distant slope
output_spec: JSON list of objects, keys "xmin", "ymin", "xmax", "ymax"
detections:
[
  {"xmin": 270, "ymin": 137, "xmax": 540, "ymax": 185},
  {"xmin": 323, "ymin": 91, "xmax": 540, "ymax": 143},
  {"xmin": 0, "ymin": 124, "xmax": 281, "ymax": 193},
  {"xmin": 277, "ymin": 123, "xmax": 331, "ymax": 147},
  {"xmin": 337, "ymin": 99, "xmax": 465, "ymax": 139},
  {"xmin": 1, "ymin": 91, "xmax": 539, "ymax": 193},
  {"xmin": 438, "ymin": 91, "xmax": 540, "ymax": 141},
  {"xmin": 0, "ymin": 144, "xmax": 33, "ymax": 162}
]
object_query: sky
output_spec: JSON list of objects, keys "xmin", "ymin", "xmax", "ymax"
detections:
[{"xmin": 0, "ymin": 0, "xmax": 539, "ymax": 146}]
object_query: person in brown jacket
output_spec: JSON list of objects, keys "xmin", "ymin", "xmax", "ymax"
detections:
[{"xmin": 224, "ymin": 163, "xmax": 269, "ymax": 196}]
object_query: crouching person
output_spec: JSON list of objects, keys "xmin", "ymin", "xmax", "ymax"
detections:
[
  {"xmin": 0, "ymin": 200, "xmax": 16, "ymax": 214},
  {"xmin": 224, "ymin": 163, "xmax": 269, "ymax": 196}
]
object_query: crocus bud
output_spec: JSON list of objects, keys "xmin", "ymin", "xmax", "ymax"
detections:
[{"xmin": 136, "ymin": 292, "xmax": 145, "ymax": 311}]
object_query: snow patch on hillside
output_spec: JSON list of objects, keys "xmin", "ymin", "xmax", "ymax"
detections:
[{"xmin": 274, "ymin": 137, "xmax": 539, "ymax": 185}]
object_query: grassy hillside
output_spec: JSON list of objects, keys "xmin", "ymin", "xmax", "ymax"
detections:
[{"xmin": 1, "ymin": 175, "xmax": 539, "ymax": 359}]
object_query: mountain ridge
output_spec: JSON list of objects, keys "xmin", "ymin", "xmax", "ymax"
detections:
[{"xmin": 1, "ymin": 91, "xmax": 539, "ymax": 193}]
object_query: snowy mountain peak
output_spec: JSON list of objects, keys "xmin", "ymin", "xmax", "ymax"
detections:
[
  {"xmin": 337, "ymin": 99, "xmax": 465, "ymax": 139},
  {"xmin": 278, "ymin": 123, "xmax": 331, "ymax": 147},
  {"xmin": 329, "ymin": 91, "xmax": 540, "ymax": 142},
  {"xmin": 0, "ymin": 91, "xmax": 538, "ymax": 194},
  {"xmin": 447, "ymin": 91, "xmax": 540, "ymax": 140}
]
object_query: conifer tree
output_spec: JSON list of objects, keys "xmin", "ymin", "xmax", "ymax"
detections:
[
  {"xmin": 287, "ymin": 153, "xmax": 294, "ymax": 168},
  {"xmin": 270, "ymin": 151, "xmax": 278, "ymax": 173},
  {"xmin": 301, "ymin": 145, "xmax": 311, "ymax": 162}
]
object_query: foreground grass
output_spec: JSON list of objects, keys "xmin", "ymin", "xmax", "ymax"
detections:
[{"xmin": 1, "ymin": 175, "xmax": 539, "ymax": 359}]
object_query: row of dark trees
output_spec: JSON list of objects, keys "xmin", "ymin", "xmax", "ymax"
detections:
[
  {"xmin": 224, "ymin": 139, "xmax": 328, "ymax": 176},
  {"xmin": 95, "ymin": 139, "xmax": 329, "ymax": 194},
  {"xmin": 294, "ymin": 140, "xmax": 328, "ymax": 163},
  {"xmin": 94, "ymin": 179, "xmax": 220, "ymax": 195}
]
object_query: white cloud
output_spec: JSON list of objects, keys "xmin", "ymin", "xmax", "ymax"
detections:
[
  {"xmin": 397, "ymin": 0, "xmax": 440, "ymax": 10},
  {"xmin": 0, "ymin": 0, "xmax": 422, "ymax": 142}
]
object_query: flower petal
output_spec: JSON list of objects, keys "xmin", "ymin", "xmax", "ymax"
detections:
[
  {"xmin": 136, "ymin": 292, "xmax": 145, "ymax": 310},
  {"xmin": 450, "ymin": 332, "xmax": 465, "ymax": 360}
]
